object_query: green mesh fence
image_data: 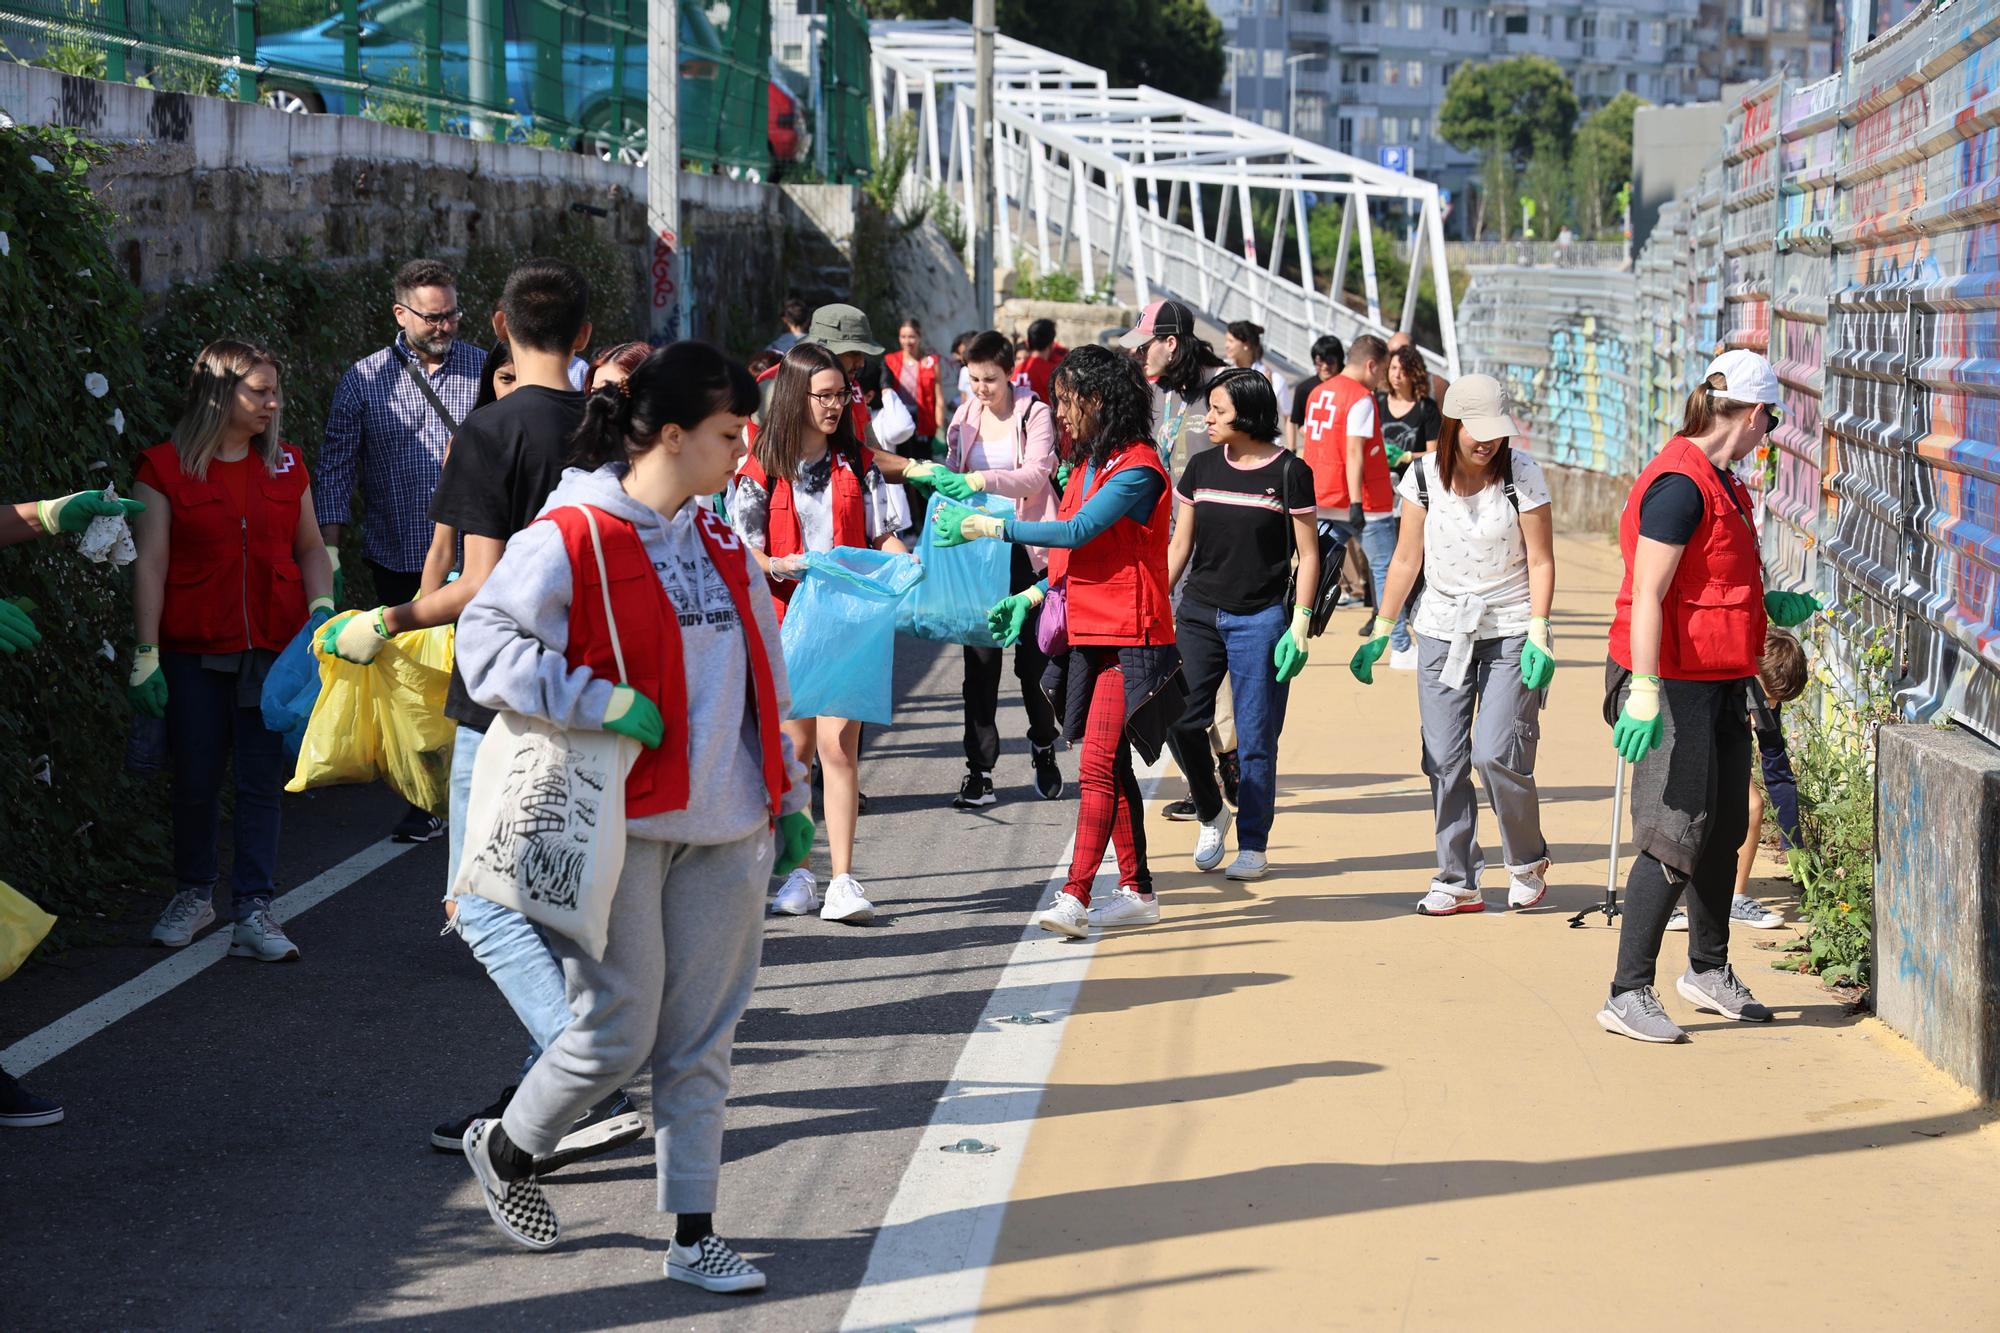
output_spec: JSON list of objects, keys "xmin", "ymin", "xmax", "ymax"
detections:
[{"xmin": 817, "ymin": 0, "xmax": 870, "ymax": 183}]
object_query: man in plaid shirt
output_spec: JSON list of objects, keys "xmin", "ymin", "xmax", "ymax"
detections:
[{"xmin": 316, "ymin": 258, "xmax": 485, "ymax": 842}]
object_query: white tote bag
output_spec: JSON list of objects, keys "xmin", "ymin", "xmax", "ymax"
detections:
[
  {"xmin": 871, "ymin": 386, "xmax": 917, "ymax": 447},
  {"xmin": 451, "ymin": 506, "xmax": 641, "ymax": 961}
]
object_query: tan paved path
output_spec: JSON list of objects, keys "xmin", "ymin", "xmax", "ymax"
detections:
[{"xmin": 978, "ymin": 534, "xmax": 2000, "ymax": 1330}]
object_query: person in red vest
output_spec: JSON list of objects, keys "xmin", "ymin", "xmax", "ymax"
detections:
[
  {"xmin": 1298, "ymin": 333, "xmax": 1395, "ymax": 616},
  {"xmin": 729, "ymin": 341, "xmax": 912, "ymax": 926},
  {"xmin": 933, "ymin": 343, "xmax": 1185, "ymax": 939},
  {"xmin": 452, "ymin": 341, "xmax": 810, "ymax": 1291},
  {"xmin": 1018, "ymin": 317, "xmax": 1067, "ymax": 405},
  {"xmin": 129, "ymin": 340, "xmax": 336, "ymax": 964},
  {"xmin": 1600, "ymin": 349, "xmax": 1821, "ymax": 1044},
  {"xmin": 884, "ymin": 317, "xmax": 942, "ymax": 448}
]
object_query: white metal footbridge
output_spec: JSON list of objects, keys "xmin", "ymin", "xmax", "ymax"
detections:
[{"xmin": 867, "ymin": 19, "xmax": 1460, "ymax": 378}]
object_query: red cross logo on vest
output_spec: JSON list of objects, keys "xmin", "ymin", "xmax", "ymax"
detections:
[{"xmin": 1303, "ymin": 387, "xmax": 1341, "ymax": 443}]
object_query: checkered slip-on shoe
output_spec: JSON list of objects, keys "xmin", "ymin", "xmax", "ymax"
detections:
[
  {"xmin": 664, "ymin": 1234, "xmax": 767, "ymax": 1293},
  {"xmin": 462, "ymin": 1119, "xmax": 559, "ymax": 1251}
]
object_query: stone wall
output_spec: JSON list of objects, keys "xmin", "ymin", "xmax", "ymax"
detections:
[{"xmin": 1540, "ymin": 460, "xmax": 1634, "ymax": 540}]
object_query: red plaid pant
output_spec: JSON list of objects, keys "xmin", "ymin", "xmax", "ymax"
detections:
[{"xmin": 1061, "ymin": 652, "xmax": 1152, "ymax": 905}]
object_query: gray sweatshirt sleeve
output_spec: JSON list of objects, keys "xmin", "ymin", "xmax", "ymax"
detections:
[
  {"xmin": 456, "ymin": 521, "xmax": 617, "ymax": 732},
  {"xmin": 740, "ymin": 544, "xmax": 812, "ymax": 817}
]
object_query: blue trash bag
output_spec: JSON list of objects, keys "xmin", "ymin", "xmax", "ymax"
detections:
[
  {"xmin": 896, "ymin": 492, "xmax": 1013, "ymax": 648},
  {"xmin": 261, "ymin": 623, "xmax": 321, "ymax": 756},
  {"xmin": 781, "ymin": 546, "xmax": 925, "ymax": 725}
]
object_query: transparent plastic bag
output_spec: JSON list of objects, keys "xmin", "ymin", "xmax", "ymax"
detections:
[
  {"xmin": 780, "ymin": 547, "xmax": 924, "ymax": 725},
  {"xmin": 896, "ymin": 493, "xmax": 1012, "ymax": 647},
  {"xmin": 260, "ymin": 624, "xmax": 321, "ymax": 757}
]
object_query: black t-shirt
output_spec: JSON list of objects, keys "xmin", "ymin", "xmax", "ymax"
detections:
[
  {"xmin": 1379, "ymin": 394, "xmax": 1441, "ymax": 473},
  {"xmin": 428, "ymin": 384, "xmax": 587, "ymax": 729},
  {"xmin": 1289, "ymin": 376, "xmax": 1328, "ymax": 427},
  {"xmin": 1637, "ymin": 459, "xmax": 1742, "ymax": 546},
  {"xmin": 1175, "ymin": 445, "xmax": 1318, "ymax": 614}
]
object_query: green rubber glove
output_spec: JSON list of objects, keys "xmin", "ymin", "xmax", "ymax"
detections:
[
  {"xmin": 0, "ymin": 597, "xmax": 40, "ymax": 653},
  {"xmin": 1520, "ymin": 615, "xmax": 1556, "ymax": 690},
  {"xmin": 129, "ymin": 644, "xmax": 167, "ymax": 718},
  {"xmin": 38, "ymin": 490, "xmax": 145, "ymax": 535},
  {"xmin": 326, "ymin": 548, "xmax": 346, "ymax": 605},
  {"xmin": 1612, "ymin": 675, "xmax": 1664, "ymax": 763},
  {"xmin": 933, "ymin": 502, "xmax": 1005, "ymax": 548},
  {"xmin": 1385, "ymin": 441, "xmax": 1409, "ymax": 469},
  {"xmin": 1764, "ymin": 589, "xmax": 1821, "ymax": 627},
  {"xmin": 929, "ymin": 467, "xmax": 984, "ymax": 502},
  {"xmin": 773, "ymin": 809, "xmax": 814, "ymax": 876},
  {"xmin": 1273, "ymin": 605, "xmax": 1311, "ymax": 683},
  {"xmin": 603, "ymin": 684, "xmax": 664, "ymax": 749},
  {"xmin": 1347, "ymin": 615, "xmax": 1394, "ymax": 684},
  {"xmin": 1055, "ymin": 461, "xmax": 1073, "ymax": 491},
  {"xmin": 988, "ymin": 590, "xmax": 1041, "ymax": 647},
  {"xmin": 319, "ymin": 607, "xmax": 391, "ymax": 665}
]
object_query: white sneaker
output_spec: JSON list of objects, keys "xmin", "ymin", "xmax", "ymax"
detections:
[
  {"xmin": 1664, "ymin": 906, "xmax": 1689, "ymax": 932},
  {"xmin": 1225, "ymin": 850, "xmax": 1269, "ymax": 880},
  {"xmin": 151, "ymin": 890, "xmax": 215, "ymax": 948},
  {"xmin": 1193, "ymin": 806, "xmax": 1233, "ymax": 872},
  {"xmin": 1087, "ymin": 885, "xmax": 1160, "ymax": 928},
  {"xmin": 665, "ymin": 1233, "xmax": 766, "ymax": 1293},
  {"xmin": 228, "ymin": 908, "xmax": 300, "ymax": 961},
  {"xmin": 1507, "ymin": 856, "xmax": 1551, "ymax": 909},
  {"xmin": 772, "ymin": 868, "xmax": 819, "ymax": 916},
  {"xmin": 1416, "ymin": 885, "xmax": 1485, "ymax": 916},
  {"xmin": 1389, "ymin": 643, "xmax": 1419, "ymax": 671},
  {"xmin": 1035, "ymin": 893, "xmax": 1090, "ymax": 938},
  {"xmin": 820, "ymin": 874, "xmax": 875, "ymax": 924}
]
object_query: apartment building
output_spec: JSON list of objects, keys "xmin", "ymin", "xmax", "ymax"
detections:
[{"xmin": 1706, "ymin": 0, "xmax": 1841, "ymax": 84}]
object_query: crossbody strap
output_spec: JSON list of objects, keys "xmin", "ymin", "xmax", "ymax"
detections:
[
  {"xmin": 394, "ymin": 345, "xmax": 462, "ymax": 435},
  {"xmin": 575, "ymin": 506, "xmax": 630, "ymax": 686}
]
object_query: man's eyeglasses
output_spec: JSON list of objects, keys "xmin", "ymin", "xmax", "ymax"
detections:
[
  {"xmin": 807, "ymin": 389, "xmax": 851, "ymax": 406},
  {"xmin": 399, "ymin": 305, "xmax": 464, "ymax": 327}
]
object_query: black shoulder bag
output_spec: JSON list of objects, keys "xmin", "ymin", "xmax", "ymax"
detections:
[
  {"xmin": 1282, "ymin": 457, "xmax": 1344, "ymax": 638},
  {"xmin": 393, "ymin": 345, "xmax": 462, "ymax": 435}
]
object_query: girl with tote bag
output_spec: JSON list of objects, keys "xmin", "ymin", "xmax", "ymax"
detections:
[{"xmin": 450, "ymin": 342, "xmax": 812, "ymax": 1293}]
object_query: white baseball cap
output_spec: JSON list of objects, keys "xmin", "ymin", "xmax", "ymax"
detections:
[{"xmin": 1704, "ymin": 349, "xmax": 1780, "ymax": 407}]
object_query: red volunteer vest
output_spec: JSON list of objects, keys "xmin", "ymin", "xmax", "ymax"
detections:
[
  {"xmin": 1299, "ymin": 374, "xmax": 1393, "ymax": 512},
  {"xmin": 884, "ymin": 350, "xmax": 940, "ymax": 438},
  {"xmin": 1047, "ymin": 440, "xmax": 1174, "ymax": 646},
  {"xmin": 744, "ymin": 364, "xmax": 872, "ymax": 453},
  {"xmin": 1609, "ymin": 436, "xmax": 1769, "ymax": 681},
  {"xmin": 737, "ymin": 448, "xmax": 875, "ymax": 615},
  {"xmin": 140, "ymin": 440, "xmax": 310, "ymax": 654},
  {"xmin": 545, "ymin": 505, "xmax": 790, "ymax": 821}
]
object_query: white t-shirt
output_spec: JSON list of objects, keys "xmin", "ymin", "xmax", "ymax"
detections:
[
  {"xmin": 1396, "ymin": 448, "xmax": 1552, "ymax": 640},
  {"xmin": 1252, "ymin": 358, "xmax": 1291, "ymax": 420}
]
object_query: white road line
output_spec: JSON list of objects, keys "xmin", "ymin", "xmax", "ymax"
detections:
[
  {"xmin": 841, "ymin": 759, "xmax": 1165, "ymax": 1333},
  {"xmin": 2, "ymin": 837, "xmax": 417, "ymax": 1075}
]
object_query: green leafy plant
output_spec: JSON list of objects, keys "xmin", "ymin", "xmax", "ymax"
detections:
[
  {"xmin": 362, "ymin": 65, "xmax": 429, "ymax": 130},
  {"xmin": 932, "ymin": 184, "xmax": 965, "ymax": 253},
  {"xmin": 145, "ymin": 5, "xmax": 231, "ymax": 97}
]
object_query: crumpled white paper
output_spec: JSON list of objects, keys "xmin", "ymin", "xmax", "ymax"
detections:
[{"xmin": 78, "ymin": 484, "xmax": 137, "ymax": 567}]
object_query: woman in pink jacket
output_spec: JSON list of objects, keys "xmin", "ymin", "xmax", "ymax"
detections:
[{"xmin": 908, "ymin": 330, "xmax": 1065, "ymax": 810}]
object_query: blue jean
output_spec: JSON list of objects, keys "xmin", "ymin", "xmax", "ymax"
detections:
[
  {"xmin": 1165, "ymin": 600, "xmax": 1292, "ymax": 852},
  {"xmin": 446, "ymin": 725, "xmax": 573, "ymax": 1063},
  {"xmin": 1359, "ymin": 513, "xmax": 1410, "ymax": 651},
  {"xmin": 163, "ymin": 652, "xmax": 282, "ymax": 921}
]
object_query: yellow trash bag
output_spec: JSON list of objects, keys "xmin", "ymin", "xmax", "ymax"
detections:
[
  {"xmin": 0, "ymin": 878, "xmax": 57, "ymax": 982},
  {"xmin": 286, "ymin": 625, "xmax": 457, "ymax": 813}
]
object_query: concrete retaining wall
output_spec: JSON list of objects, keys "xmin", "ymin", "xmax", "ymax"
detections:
[
  {"xmin": 1874, "ymin": 723, "xmax": 2000, "ymax": 1101},
  {"xmin": 1541, "ymin": 461, "xmax": 1633, "ymax": 540}
]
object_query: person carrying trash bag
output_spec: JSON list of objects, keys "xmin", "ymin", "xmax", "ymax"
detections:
[
  {"xmin": 933, "ymin": 344, "xmax": 1184, "ymax": 938},
  {"xmin": 451, "ymin": 341, "xmax": 811, "ymax": 1292},
  {"xmin": 1597, "ymin": 349, "xmax": 1822, "ymax": 1044}
]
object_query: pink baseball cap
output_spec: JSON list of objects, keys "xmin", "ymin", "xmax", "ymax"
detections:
[{"xmin": 1117, "ymin": 298, "xmax": 1197, "ymax": 349}]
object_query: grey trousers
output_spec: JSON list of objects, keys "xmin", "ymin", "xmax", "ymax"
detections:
[
  {"xmin": 1415, "ymin": 632, "xmax": 1550, "ymax": 892},
  {"xmin": 501, "ymin": 829, "xmax": 771, "ymax": 1215}
]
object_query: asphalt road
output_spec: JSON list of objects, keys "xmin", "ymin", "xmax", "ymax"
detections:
[{"xmin": 0, "ymin": 637, "xmax": 1080, "ymax": 1330}]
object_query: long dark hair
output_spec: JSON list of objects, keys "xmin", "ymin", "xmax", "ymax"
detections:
[
  {"xmin": 568, "ymin": 340, "xmax": 758, "ymax": 469},
  {"xmin": 1154, "ymin": 330, "xmax": 1225, "ymax": 397},
  {"xmin": 1387, "ymin": 343, "xmax": 1430, "ymax": 405},
  {"xmin": 1051, "ymin": 343, "xmax": 1154, "ymax": 469},
  {"xmin": 472, "ymin": 340, "xmax": 512, "ymax": 413},
  {"xmin": 757, "ymin": 341, "xmax": 861, "ymax": 482}
]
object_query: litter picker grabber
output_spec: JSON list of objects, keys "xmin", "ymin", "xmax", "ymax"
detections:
[{"xmin": 1570, "ymin": 752, "xmax": 1627, "ymax": 928}]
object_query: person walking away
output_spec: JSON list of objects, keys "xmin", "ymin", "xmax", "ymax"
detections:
[
  {"xmin": 730, "ymin": 342, "xmax": 912, "ymax": 924},
  {"xmin": 768, "ymin": 295, "xmax": 810, "ymax": 356},
  {"xmin": 905, "ymin": 330, "xmax": 1064, "ymax": 808},
  {"xmin": 1599, "ymin": 349, "xmax": 1822, "ymax": 1043},
  {"xmin": 1162, "ymin": 368, "xmax": 1318, "ymax": 890},
  {"xmin": 1376, "ymin": 341, "xmax": 1442, "ymax": 669},
  {"xmin": 1224, "ymin": 320, "xmax": 1289, "ymax": 423},
  {"xmin": 884, "ymin": 318, "xmax": 943, "ymax": 451},
  {"xmin": 130, "ymin": 341, "xmax": 335, "ymax": 961},
  {"xmin": 1287, "ymin": 334, "xmax": 1344, "ymax": 455},
  {"xmin": 932, "ymin": 344, "xmax": 1182, "ymax": 938},
  {"xmin": 320, "ymin": 259, "xmax": 645, "ymax": 1163},
  {"xmin": 1299, "ymin": 335, "xmax": 1395, "ymax": 624},
  {"xmin": 454, "ymin": 341, "xmax": 810, "ymax": 1291},
  {"xmin": 1350, "ymin": 374, "xmax": 1557, "ymax": 914},
  {"xmin": 1018, "ymin": 318, "xmax": 1068, "ymax": 406},
  {"xmin": 317, "ymin": 258, "xmax": 484, "ymax": 844}
]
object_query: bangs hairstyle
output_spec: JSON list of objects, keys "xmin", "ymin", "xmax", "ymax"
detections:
[
  {"xmin": 1153, "ymin": 329, "xmax": 1226, "ymax": 397},
  {"xmin": 472, "ymin": 340, "xmax": 512, "ymax": 413},
  {"xmin": 1680, "ymin": 370, "xmax": 1760, "ymax": 436},
  {"xmin": 1387, "ymin": 343, "xmax": 1431, "ymax": 402},
  {"xmin": 1434, "ymin": 414, "xmax": 1513, "ymax": 492},
  {"xmin": 1051, "ymin": 343, "xmax": 1155, "ymax": 468},
  {"xmin": 174, "ymin": 339, "xmax": 284, "ymax": 479},
  {"xmin": 757, "ymin": 341, "xmax": 861, "ymax": 481},
  {"xmin": 584, "ymin": 341, "xmax": 650, "ymax": 393},
  {"xmin": 1759, "ymin": 627, "xmax": 1809, "ymax": 704},
  {"xmin": 963, "ymin": 329, "xmax": 1015, "ymax": 372},
  {"xmin": 1310, "ymin": 333, "xmax": 1346, "ymax": 370},
  {"xmin": 1208, "ymin": 367, "xmax": 1280, "ymax": 444},
  {"xmin": 569, "ymin": 341, "xmax": 758, "ymax": 471}
]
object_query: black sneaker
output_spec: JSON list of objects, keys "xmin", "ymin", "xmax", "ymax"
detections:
[
  {"xmin": 0, "ymin": 1069, "xmax": 63, "ymax": 1128},
  {"xmin": 1218, "ymin": 751, "xmax": 1241, "ymax": 809},
  {"xmin": 953, "ymin": 771, "xmax": 997, "ymax": 810},
  {"xmin": 432, "ymin": 1084, "xmax": 517, "ymax": 1152},
  {"xmin": 1032, "ymin": 744, "xmax": 1064, "ymax": 800},
  {"xmin": 392, "ymin": 806, "xmax": 446, "ymax": 843},
  {"xmin": 534, "ymin": 1091, "xmax": 648, "ymax": 1174},
  {"xmin": 1162, "ymin": 799, "xmax": 1200, "ymax": 822}
]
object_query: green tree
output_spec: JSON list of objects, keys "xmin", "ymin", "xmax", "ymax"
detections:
[
  {"xmin": 1570, "ymin": 91, "xmax": 1645, "ymax": 239},
  {"xmin": 1522, "ymin": 134, "xmax": 1572, "ymax": 237},
  {"xmin": 1438, "ymin": 56, "xmax": 1580, "ymax": 162},
  {"xmin": 866, "ymin": 0, "xmax": 1223, "ymax": 102}
]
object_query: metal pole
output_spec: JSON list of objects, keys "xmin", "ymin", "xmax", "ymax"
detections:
[
  {"xmin": 973, "ymin": 0, "xmax": 996, "ymax": 326},
  {"xmin": 647, "ymin": 0, "xmax": 682, "ymax": 344},
  {"xmin": 469, "ymin": 0, "xmax": 505, "ymax": 140}
]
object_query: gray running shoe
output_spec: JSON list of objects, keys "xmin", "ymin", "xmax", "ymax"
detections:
[
  {"xmin": 1729, "ymin": 894, "xmax": 1784, "ymax": 929},
  {"xmin": 1675, "ymin": 964, "xmax": 1774, "ymax": 1022},
  {"xmin": 1595, "ymin": 986, "xmax": 1687, "ymax": 1043}
]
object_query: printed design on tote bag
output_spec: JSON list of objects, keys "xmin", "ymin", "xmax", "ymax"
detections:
[{"xmin": 471, "ymin": 730, "xmax": 613, "ymax": 912}]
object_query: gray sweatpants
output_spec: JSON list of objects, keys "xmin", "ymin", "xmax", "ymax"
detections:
[
  {"xmin": 501, "ymin": 829, "xmax": 771, "ymax": 1215},
  {"xmin": 1415, "ymin": 632, "xmax": 1550, "ymax": 892}
]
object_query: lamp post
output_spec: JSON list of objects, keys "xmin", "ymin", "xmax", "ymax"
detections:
[
  {"xmin": 1223, "ymin": 43, "xmax": 1246, "ymax": 118},
  {"xmin": 1284, "ymin": 51, "xmax": 1318, "ymax": 138}
]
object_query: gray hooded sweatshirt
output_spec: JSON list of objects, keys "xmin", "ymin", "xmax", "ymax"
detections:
[{"xmin": 456, "ymin": 463, "xmax": 809, "ymax": 848}]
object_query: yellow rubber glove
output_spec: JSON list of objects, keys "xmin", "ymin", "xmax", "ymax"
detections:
[
  {"xmin": 319, "ymin": 607, "xmax": 391, "ymax": 665},
  {"xmin": 129, "ymin": 644, "xmax": 167, "ymax": 718}
]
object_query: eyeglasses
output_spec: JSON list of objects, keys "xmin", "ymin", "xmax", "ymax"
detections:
[
  {"xmin": 807, "ymin": 389, "xmax": 851, "ymax": 406},
  {"xmin": 400, "ymin": 305, "xmax": 464, "ymax": 327}
]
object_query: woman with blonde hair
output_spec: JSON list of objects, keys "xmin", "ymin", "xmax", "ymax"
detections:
[{"xmin": 130, "ymin": 340, "xmax": 335, "ymax": 961}]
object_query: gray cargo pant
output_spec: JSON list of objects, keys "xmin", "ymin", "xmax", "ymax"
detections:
[{"xmin": 1415, "ymin": 632, "xmax": 1550, "ymax": 892}]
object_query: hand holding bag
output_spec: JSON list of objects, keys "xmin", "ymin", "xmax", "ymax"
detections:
[{"xmin": 451, "ymin": 506, "xmax": 640, "ymax": 962}]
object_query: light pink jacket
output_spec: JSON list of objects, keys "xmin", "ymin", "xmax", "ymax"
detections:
[{"xmin": 945, "ymin": 386, "xmax": 1061, "ymax": 569}]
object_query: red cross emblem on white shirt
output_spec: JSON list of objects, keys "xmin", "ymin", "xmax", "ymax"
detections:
[{"xmin": 1303, "ymin": 389, "xmax": 1341, "ymax": 443}]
